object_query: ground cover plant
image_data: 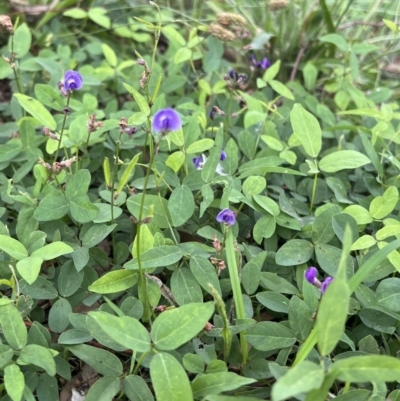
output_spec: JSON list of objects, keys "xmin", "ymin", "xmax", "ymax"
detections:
[{"xmin": 1, "ymin": 0, "xmax": 400, "ymax": 400}]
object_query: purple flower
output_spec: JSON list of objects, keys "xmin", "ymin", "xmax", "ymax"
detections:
[
  {"xmin": 152, "ymin": 108, "xmax": 182, "ymax": 133},
  {"xmin": 305, "ymin": 267, "xmax": 318, "ymax": 285},
  {"xmin": 321, "ymin": 277, "xmax": 333, "ymax": 293},
  {"xmin": 220, "ymin": 151, "xmax": 227, "ymax": 161},
  {"xmin": 229, "ymin": 69, "xmax": 237, "ymax": 80},
  {"xmin": 261, "ymin": 57, "xmax": 271, "ymax": 70},
  {"xmin": 216, "ymin": 208, "xmax": 236, "ymax": 226},
  {"xmin": 250, "ymin": 54, "xmax": 271, "ymax": 71},
  {"xmin": 193, "ymin": 156, "xmax": 203, "ymax": 169},
  {"xmin": 63, "ymin": 70, "xmax": 83, "ymax": 92}
]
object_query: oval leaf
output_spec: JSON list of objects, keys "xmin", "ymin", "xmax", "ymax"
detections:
[{"xmin": 151, "ymin": 302, "xmax": 214, "ymax": 350}]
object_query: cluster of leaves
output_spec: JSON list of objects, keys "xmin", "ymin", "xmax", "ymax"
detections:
[{"xmin": 1, "ymin": 1, "xmax": 400, "ymax": 401}]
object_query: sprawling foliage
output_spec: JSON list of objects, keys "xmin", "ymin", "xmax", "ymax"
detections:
[{"xmin": 1, "ymin": 0, "xmax": 400, "ymax": 400}]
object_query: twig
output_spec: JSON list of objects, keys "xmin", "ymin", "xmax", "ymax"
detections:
[
  {"xmin": 338, "ymin": 20, "xmax": 387, "ymax": 30},
  {"xmin": 290, "ymin": 46, "xmax": 307, "ymax": 81}
]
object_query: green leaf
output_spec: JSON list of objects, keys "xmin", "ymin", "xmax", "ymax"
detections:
[
  {"xmin": 369, "ymin": 186, "xmax": 399, "ymax": 220},
  {"xmin": 69, "ymin": 195, "xmax": 100, "ymax": 223},
  {"xmin": 82, "ymin": 224, "xmax": 117, "ymax": 248},
  {"xmin": 376, "ymin": 278, "xmax": 400, "ymax": 312},
  {"xmin": 168, "ymin": 185, "xmax": 195, "ymax": 227},
  {"xmin": 117, "ymin": 153, "xmax": 140, "ymax": 194},
  {"xmin": 0, "ymin": 142, "xmax": 23, "ymax": 163},
  {"xmin": 123, "ymin": 375, "xmax": 155, "ymax": 401},
  {"xmin": 263, "ymin": 60, "xmax": 281, "ymax": 83},
  {"xmin": 123, "ymin": 83, "xmax": 150, "ymax": 116},
  {"xmin": 48, "ymin": 298, "xmax": 72, "ymax": 333},
  {"xmin": 272, "ymin": 361, "xmax": 324, "ymax": 401},
  {"xmin": 88, "ymin": 270, "xmax": 138, "ymax": 294},
  {"xmin": 290, "ymin": 103, "xmax": 322, "ymax": 158},
  {"xmin": 16, "ymin": 256, "xmax": 43, "ymax": 284},
  {"xmin": 275, "ymin": 240, "xmax": 314, "ymax": 266},
  {"xmin": 63, "ymin": 7, "xmax": 88, "ymax": 18},
  {"xmin": 150, "ymin": 353, "xmax": 193, "ymax": 401},
  {"xmin": 190, "ymin": 256, "xmax": 222, "ymax": 296},
  {"xmin": 174, "ymin": 47, "xmax": 192, "ymax": 64},
  {"xmin": 319, "ymin": 150, "xmax": 371, "ymax": 173},
  {"xmin": 102, "ymin": 43, "xmax": 117, "ymax": 68},
  {"xmin": 171, "ymin": 268, "xmax": 203, "ymax": 305},
  {"xmin": 241, "ymin": 262, "xmax": 261, "ymax": 295},
  {"xmin": 330, "ymin": 355, "xmax": 400, "ymax": 383},
  {"xmin": 87, "ymin": 7, "xmax": 111, "ymax": 29},
  {"xmin": 243, "ymin": 176, "xmax": 266, "ymax": 196},
  {"xmin": 34, "ymin": 194, "xmax": 70, "ymax": 221},
  {"xmin": 0, "ymin": 302, "xmax": 27, "ymax": 350},
  {"xmin": 85, "ymin": 376, "xmax": 120, "ymax": 401},
  {"xmin": 65, "ymin": 169, "xmax": 91, "ymax": 200},
  {"xmin": 269, "ymin": 80, "xmax": 294, "ymax": 100},
  {"xmin": 317, "ymin": 228, "xmax": 351, "ymax": 355},
  {"xmin": 183, "ymin": 354, "xmax": 205, "ymax": 374},
  {"xmin": 19, "ymin": 277, "xmax": 58, "ymax": 300},
  {"xmin": 124, "ymin": 245, "xmax": 183, "ymax": 270},
  {"xmin": 66, "ymin": 344, "xmax": 123, "ymax": 376},
  {"xmin": 245, "ymin": 322, "xmax": 296, "ymax": 351},
  {"xmin": 202, "ymin": 147, "xmax": 221, "ymax": 183},
  {"xmin": 0, "ymin": 345, "xmax": 14, "ymax": 369},
  {"xmin": 18, "ymin": 344, "xmax": 56, "ymax": 376},
  {"xmin": 127, "ymin": 194, "xmax": 171, "ymax": 229},
  {"xmin": 31, "ymin": 241, "xmax": 73, "ymax": 260},
  {"xmin": 312, "ymin": 206, "xmax": 340, "ymax": 244},
  {"xmin": 320, "ymin": 33, "xmax": 348, "ymax": 53},
  {"xmin": 288, "ymin": 296, "xmax": 313, "ymax": 341},
  {"xmin": 58, "ymin": 261, "xmax": 84, "ymax": 296},
  {"xmin": 14, "ymin": 94, "xmax": 56, "ymax": 130},
  {"xmin": 383, "ymin": 19, "xmax": 399, "ymax": 33},
  {"xmin": 151, "ymin": 302, "xmax": 214, "ymax": 350},
  {"xmin": 12, "ymin": 23, "xmax": 32, "ymax": 58},
  {"xmin": 256, "ymin": 292, "xmax": 289, "ymax": 313},
  {"xmin": 186, "ymin": 139, "xmax": 215, "ymax": 154},
  {"xmin": 4, "ymin": 364, "xmax": 24, "ymax": 401},
  {"xmin": 166, "ymin": 151, "xmax": 185, "ymax": 172},
  {"xmin": 89, "ymin": 311, "xmax": 151, "ymax": 352},
  {"xmin": 0, "ymin": 235, "xmax": 28, "ymax": 260},
  {"xmin": 261, "ymin": 272, "xmax": 299, "ymax": 294},
  {"xmin": 191, "ymin": 372, "xmax": 256, "ymax": 399},
  {"xmin": 343, "ymin": 205, "xmax": 373, "ymax": 225}
]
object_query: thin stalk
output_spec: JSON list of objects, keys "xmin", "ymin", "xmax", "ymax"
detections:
[
  {"xmin": 10, "ymin": 33, "xmax": 24, "ymax": 94},
  {"xmin": 224, "ymin": 225, "xmax": 248, "ymax": 365},
  {"xmin": 110, "ymin": 133, "xmax": 122, "ymax": 256},
  {"xmin": 309, "ymin": 172, "xmax": 318, "ymax": 213},
  {"xmin": 54, "ymin": 95, "xmax": 71, "ymax": 162},
  {"xmin": 135, "ymin": 132, "xmax": 159, "ymax": 321}
]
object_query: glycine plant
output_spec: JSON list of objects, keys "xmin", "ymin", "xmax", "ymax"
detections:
[{"xmin": 0, "ymin": 2, "xmax": 400, "ymax": 401}]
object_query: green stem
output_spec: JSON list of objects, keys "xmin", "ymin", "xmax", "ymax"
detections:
[
  {"xmin": 10, "ymin": 33, "xmax": 24, "ymax": 94},
  {"xmin": 111, "ymin": 134, "xmax": 122, "ymax": 257},
  {"xmin": 54, "ymin": 95, "xmax": 71, "ymax": 162},
  {"xmin": 309, "ymin": 172, "xmax": 318, "ymax": 213},
  {"xmin": 225, "ymin": 225, "xmax": 248, "ymax": 365},
  {"xmin": 136, "ymin": 132, "xmax": 159, "ymax": 321}
]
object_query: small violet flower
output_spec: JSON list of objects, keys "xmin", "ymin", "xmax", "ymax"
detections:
[
  {"xmin": 193, "ymin": 155, "xmax": 204, "ymax": 170},
  {"xmin": 220, "ymin": 150, "xmax": 227, "ymax": 161},
  {"xmin": 250, "ymin": 54, "xmax": 271, "ymax": 71},
  {"xmin": 192, "ymin": 154, "xmax": 228, "ymax": 176},
  {"xmin": 216, "ymin": 208, "xmax": 236, "ymax": 226},
  {"xmin": 152, "ymin": 108, "xmax": 182, "ymax": 134},
  {"xmin": 63, "ymin": 70, "xmax": 83, "ymax": 92},
  {"xmin": 304, "ymin": 267, "xmax": 333, "ymax": 294},
  {"xmin": 321, "ymin": 277, "xmax": 333, "ymax": 293},
  {"xmin": 304, "ymin": 267, "xmax": 318, "ymax": 285}
]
